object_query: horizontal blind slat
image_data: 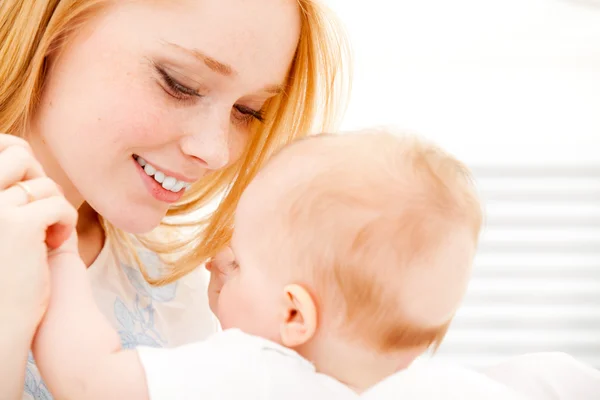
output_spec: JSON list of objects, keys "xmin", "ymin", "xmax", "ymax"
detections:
[{"xmin": 442, "ymin": 164, "xmax": 600, "ymax": 369}]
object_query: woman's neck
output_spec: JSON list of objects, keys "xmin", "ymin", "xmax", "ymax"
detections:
[{"xmin": 76, "ymin": 202, "xmax": 106, "ymax": 267}]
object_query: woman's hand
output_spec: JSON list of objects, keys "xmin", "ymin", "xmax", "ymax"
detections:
[{"xmin": 0, "ymin": 134, "xmax": 78, "ymax": 330}]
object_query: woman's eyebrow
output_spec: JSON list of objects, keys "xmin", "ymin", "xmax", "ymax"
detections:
[
  {"xmin": 165, "ymin": 41, "xmax": 235, "ymax": 76},
  {"xmin": 263, "ymin": 84, "xmax": 285, "ymax": 94},
  {"xmin": 164, "ymin": 41, "xmax": 285, "ymax": 95}
]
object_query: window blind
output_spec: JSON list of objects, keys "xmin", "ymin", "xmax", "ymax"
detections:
[{"xmin": 437, "ymin": 165, "xmax": 600, "ymax": 369}]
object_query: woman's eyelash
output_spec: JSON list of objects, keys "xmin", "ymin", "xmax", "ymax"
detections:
[
  {"xmin": 234, "ymin": 105, "xmax": 265, "ymax": 123},
  {"xmin": 154, "ymin": 63, "xmax": 265, "ymax": 123},
  {"xmin": 155, "ymin": 65, "xmax": 200, "ymax": 98}
]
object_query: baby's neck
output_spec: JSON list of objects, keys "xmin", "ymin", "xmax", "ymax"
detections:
[{"xmin": 298, "ymin": 337, "xmax": 424, "ymax": 393}]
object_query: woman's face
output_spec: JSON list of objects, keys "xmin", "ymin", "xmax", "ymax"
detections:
[{"xmin": 30, "ymin": 0, "xmax": 301, "ymax": 233}]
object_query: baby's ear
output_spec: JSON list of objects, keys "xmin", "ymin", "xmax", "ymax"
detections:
[{"xmin": 279, "ymin": 284, "xmax": 317, "ymax": 348}]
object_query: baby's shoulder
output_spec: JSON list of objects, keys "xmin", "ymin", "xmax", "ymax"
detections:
[
  {"xmin": 146, "ymin": 329, "xmax": 311, "ymax": 374},
  {"xmin": 138, "ymin": 330, "xmax": 349, "ymax": 400}
]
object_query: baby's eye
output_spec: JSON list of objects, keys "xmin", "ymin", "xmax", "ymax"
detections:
[
  {"xmin": 223, "ymin": 260, "xmax": 239, "ymax": 273},
  {"xmin": 211, "ymin": 259, "xmax": 238, "ymax": 275},
  {"xmin": 211, "ymin": 247, "xmax": 238, "ymax": 274}
]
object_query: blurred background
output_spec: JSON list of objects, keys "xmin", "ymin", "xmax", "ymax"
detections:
[{"xmin": 326, "ymin": 0, "xmax": 600, "ymax": 368}]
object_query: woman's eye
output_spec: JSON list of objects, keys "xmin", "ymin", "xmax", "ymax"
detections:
[
  {"xmin": 232, "ymin": 105, "xmax": 265, "ymax": 126},
  {"xmin": 156, "ymin": 66, "xmax": 200, "ymax": 101},
  {"xmin": 154, "ymin": 63, "xmax": 266, "ymax": 125}
]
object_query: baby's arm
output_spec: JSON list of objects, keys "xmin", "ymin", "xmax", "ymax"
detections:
[{"xmin": 32, "ymin": 252, "xmax": 149, "ymax": 400}]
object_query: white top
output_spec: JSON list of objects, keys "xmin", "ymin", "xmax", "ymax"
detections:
[
  {"xmin": 365, "ymin": 352, "xmax": 600, "ymax": 400},
  {"xmin": 481, "ymin": 352, "xmax": 600, "ymax": 400},
  {"xmin": 138, "ymin": 329, "xmax": 357, "ymax": 400},
  {"xmin": 361, "ymin": 358, "xmax": 530, "ymax": 400},
  {"xmin": 138, "ymin": 329, "xmax": 540, "ymax": 400},
  {"xmin": 23, "ymin": 238, "xmax": 217, "ymax": 400}
]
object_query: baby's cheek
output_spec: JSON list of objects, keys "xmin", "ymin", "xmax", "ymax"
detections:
[{"xmin": 215, "ymin": 284, "xmax": 241, "ymax": 329}]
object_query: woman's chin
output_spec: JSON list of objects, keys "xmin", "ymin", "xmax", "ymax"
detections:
[{"xmin": 101, "ymin": 206, "xmax": 167, "ymax": 235}]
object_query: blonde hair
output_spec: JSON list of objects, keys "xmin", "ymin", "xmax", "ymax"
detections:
[
  {"xmin": 264, "ymin": 131, "xmax": 482, "ymax": 352},
  {"xmin": 0, "ymin": 0, "xmax": 351, "ymax": 285}
]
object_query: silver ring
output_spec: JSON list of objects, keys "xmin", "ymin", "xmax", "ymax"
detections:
[{"xmin": 15, "ymin": 182, "xmax": 35, "ymax": 204}]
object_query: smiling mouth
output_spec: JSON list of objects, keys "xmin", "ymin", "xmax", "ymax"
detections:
[{"xmin": 133, "ymin": 155, "xmax": 191, "ymax": 193}]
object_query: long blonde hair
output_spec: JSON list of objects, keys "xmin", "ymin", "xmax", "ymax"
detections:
[{"xmin": 0, "ymin": 0, "xmax": 351, "ymax": 285}]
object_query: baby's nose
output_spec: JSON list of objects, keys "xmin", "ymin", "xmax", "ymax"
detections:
[{"xmin": 212, "ymin": 246, "xmax": 236, "ymax": 267}]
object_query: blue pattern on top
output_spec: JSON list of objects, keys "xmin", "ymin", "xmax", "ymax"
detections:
[
  {"xmin": 23, "ymin": 247, "xmax": 179, "ymax": 399},
  {"xmin": 115, "ymin": 249, "xmax": 178, "ymax": 348}
]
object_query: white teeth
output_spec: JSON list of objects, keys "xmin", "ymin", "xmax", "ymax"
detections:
[
  {"xmin": 154, "ymin": 171, "xmax": 165, "ymax": 183},
  {"xmin": 135, "ymin": 156, "xmax": 191, "ymax": 193},
  {"xmin": 171, "ymin": 181, "xmax": 185, "ymax": 192},
  {"xmin": 162, "ymin": 177, "xmax": 177, "ymax": 190},
  {"xmin": 144, "ymin": 164, "xmax": 156, "ymax": 176}
]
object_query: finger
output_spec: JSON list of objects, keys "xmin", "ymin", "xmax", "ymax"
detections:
[
  {"xmin": 0, "ymin": 146, "xmax": 45, "ymax": 189},
  {"xmin": 0, "ymin": 134, "xmax": 33, "ymax": 153},
  {"xmin": 18, "ymin": 196, "xmax": 78, "ymax": 250},
  {"xmin": 46, "ymin": 223, "xmax": 75, "ymax": 251},
  {"xmin": 0, "ymin": 178, "xmax": 61, "ymax": 208},
  {"xmin": 47, "ymin": 233, "xmax": 79, "ymax": 258}
]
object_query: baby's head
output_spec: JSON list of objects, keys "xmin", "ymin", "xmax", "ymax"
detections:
[{"xmin": 209, "ymin": 129, "xmax": 482, "ymax": 389}]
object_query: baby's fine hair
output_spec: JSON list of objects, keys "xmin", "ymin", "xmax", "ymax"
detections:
[{"xmin": 267, "ymin": 129, "xmax": 483, "ymax": 352}]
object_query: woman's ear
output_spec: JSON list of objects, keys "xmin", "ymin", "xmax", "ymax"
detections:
[{"xmin": 279, "ymin": 284, "xmax": 317, "ymax": 348}]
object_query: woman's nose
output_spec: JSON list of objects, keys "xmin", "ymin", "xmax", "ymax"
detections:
[{"xmin": 180, "ymin": 111, "xmax": 230, "ymax": 171}]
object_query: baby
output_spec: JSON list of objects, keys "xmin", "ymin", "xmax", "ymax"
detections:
[{"xmin": 32, "ymin": 130, "xmax": 483, "ymax": 399}]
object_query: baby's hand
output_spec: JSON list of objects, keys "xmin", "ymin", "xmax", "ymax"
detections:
[
  {"xmin": 48, "ymin": 229, "xmax": 79, "ymax": 259},
  {"xmin": 46, "ymin": 230, "xmax": 83, "ymax": 281}
]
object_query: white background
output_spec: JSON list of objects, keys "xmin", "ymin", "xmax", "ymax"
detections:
[
  {"xmin": 327, "ymin": 0, "xmax": 600, "ymax": 165},
  {"xmin": 326, "ymin": 0, "xmax": 600, "ymax": 368}
]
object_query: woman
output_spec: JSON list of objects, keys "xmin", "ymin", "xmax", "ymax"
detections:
[{"xmin": 0, "ymin": 0, "xmax": 350, "ymax": 398}]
